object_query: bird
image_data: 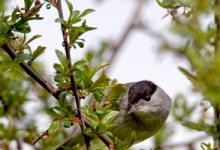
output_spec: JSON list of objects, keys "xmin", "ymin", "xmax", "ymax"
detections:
[{"xmin": 55, "ymin": 80, "xmax": 171, "ymax": 149}]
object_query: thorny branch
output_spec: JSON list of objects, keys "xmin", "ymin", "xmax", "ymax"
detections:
[
  {"xmin": 2, "ymin": 39, "xmax": 114, "ymax": 150},
  {"xmin": 55, "ymin": 0, "xmax": 90, "ymax": 149},
  {"xmin": 1, "ymin": 44, "xmax": 60, "ymax": 99}
]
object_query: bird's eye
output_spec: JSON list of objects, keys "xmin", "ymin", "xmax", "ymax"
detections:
[{"xmin": 143, "ymin": 96, "xmax": 150, "ymax": 101}]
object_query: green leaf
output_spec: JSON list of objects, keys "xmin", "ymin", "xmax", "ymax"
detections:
[
  {"xmin": 25, "ymin": 35, "xmax": 42, "ymax": 45},
  {"xmin": 65, "ymin": 0, "xmax": 73, "ymax": 13},
  {"xmin": 178, "ymin": 66, "xmax": 204, "ymax": 90},
  {"xmin": 63, "ymin": 118, "xmax": 71, "ymax": 128},
  {"xmin": 92, "ymin": 90, "xmax": 105, "ymax": 101},
  {"xmin": 14, "ymin": 53, "xmax": 32, "ymax": 63},
  {"xmin": 93, "ymin": 72, "xmax": 110, "ymax": 87},
  {"xmin": 79, "ymin": 9, "xmax": 95, "ymax": 18},
  {"xmin": 48, "ymin": 120, "xmax": 61, "ymax": 134},
  {"xmin": 24, "ymin": 0, "xmax": 34, "ymax": 12},
  {"xmin": 69, "ymin": 10, "xmax": 81, "ymax": 25},
  {"xmin": 95, "ymin": 123, "xmax": 106, "ymax": 132},
  {"xmin": 55, "ymin": 49, "xmax": 68, "ymax": 69},
  {"xmin": 58, "ymin": 91, "xmax": 67, "ymax": 107},
  {"xmin": 101, "ymin": 111, "xmax": 119, "ymax": 125},
  {"xmin": 15, "ymin": 23, "xmax": 31, "ymax": 33},
  {"xmin": 55, "ymin": 18, "xmax": 66, "ymax": 25},
  {"xmin": 182, "ymin": 121, "xmax": 214, "ymax": 133},
  {"xmin": 90, "ymin": 138, "xmax": 106, "ymax": 150},
  {"xmin": 54, "ymin": 74, "xmax": 66, "ymax": 83},
  {"xmin": 53, "ymin": 63, "xmax": 64, "ymax": 73},
  {"xmin": 90, "ymin": 63, "xmax": 108, "ymax": 78},
  {"xmin": 106, "ymin": 84, "xmax": 127, "ymax": 101},
  {"xmin": 32, "ymin": 46, "xmax": 45, "ymax": 61},
  {"xmin": 72, "ymin": 59, "xmax": 88, "ymax": 69},
  {"xmin": 156, "ymin": 0, "xmax": 190, "ymax": 8}
]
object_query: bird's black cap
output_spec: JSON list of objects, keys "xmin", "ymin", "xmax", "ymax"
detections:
[{"xmin": 128, "ymin": 80, "xmax": 157, "ymax": 105}]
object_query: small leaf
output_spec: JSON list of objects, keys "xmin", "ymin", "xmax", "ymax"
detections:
[
  {"xmin": 65, "ymin": 0, "xmax": 73, "ymax": 13},
  {"xmin": 14, "ymin": 53, "xmax": 32, "ymax": 63},
  {"xmin": 24, "ymin": 0, "xmax": 34, "ymax": 12},
  {"xmin": 90, "ymin": 63, "xmax": 109, "ymax": 78},
  {"xmin": 101, "ymin": 111, "xmax": 119, "ymax": 125},
  {"xmin": 48, "ymin": 120, "xmax": 61, "ymax": 134},
  {"xmin": 178, "ymin": 66, "xmax": 204, "ymax": 90},
  {"xmin": 183, "ymin": 121, "xmax": 214, "ymax": 133},
  {"xmin": 72, "ymin": 59, "xmax": 88, "ymax": 69},
  {"xmin": 32, "ymin": 46, "xmax": 45, "ymax": 61},
  {"xmin": 58, "ymin": 91, "xmax": 67, "ymax": 107},
  {"xmin": 53, "ymin": 63, "xmax": 64, "ymax": 73},
  {"xmin": 15, "ymin": 23, "xmax": 31, "ymax": 33},
  {"xmin": 55, "ymin": 49, "xmax": 68, "ymax": 69},
  {"xmin": 95, "ymin": 123, "xmax": 106, "ymax": 133},
  {"xmin": 63, "ymin": 118, "xmax": 71, "ymax": 128},
  {"xmin": 55, "ymin": 18, "xmax": 66, "ymax": 25},
  {"xmin": 26, "ymin": 35, "xmax": 42, "ymax": 45},
  {"xmin": 93, "ymin": 72, "xmax": 110, "ymax": 86},
  {"xmin": 79, "ymin": 9, "xmax": 95, "ymax": 18},
  {"xmin": 106, "ymin": 84, "xmax": 127, "ymax": 101}
]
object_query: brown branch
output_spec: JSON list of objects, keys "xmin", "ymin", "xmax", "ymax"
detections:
[
  {"xmin": 1, "ymin": 44, "xmax": 60, "ymax": 99},
  {"xmin": 55, "ymin": 1, "xmax": 89, "ymax": 149},
  {"xmin": 16, "ymin": 139, "xmax": 22, "ymax": 150},
  {"xmin": 32, "ymin": 130, "xmax": 48, "ymax": 145},
  {"xmin": 108, "ymin": 0, "xmax": 145, "ymax": 67},
  {"xmin": 214, "ymin": 105, "xmax": 220, "ymax": 150}
]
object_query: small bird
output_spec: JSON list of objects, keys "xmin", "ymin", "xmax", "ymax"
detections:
[{"xmin": 55, "ymin": 80, "xmax": 171, "ymax": 149}]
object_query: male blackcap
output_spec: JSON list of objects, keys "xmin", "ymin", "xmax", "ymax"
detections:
[{"xmin": 55, "ymin": 80, "xmax": 171, "ymax": 149}]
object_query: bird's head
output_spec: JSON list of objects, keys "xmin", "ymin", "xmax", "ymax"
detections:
[{"xmin": 127, "ymin": 80, "xmax": 171, "ymax": 128}]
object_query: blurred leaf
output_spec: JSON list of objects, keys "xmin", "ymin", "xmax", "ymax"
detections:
[
  {"xmin": 179, "ymin": 66, "xmax": 204, "ymax": 91},
  {"xmin": 90, "ymin": 138, "xmax": 106, "ymax": 150},
  {"xmin": 90, "ymin": 62, "xmax": 108, "ymax": 78},
  {"xmin": 25, "ymin": 35, "xmax": 41, "ymax": 45},
  {"xmin": 106, "ymin": 84, "xmax": 127, "ymax": 101},
  {"xmin": 32, "ymin": 46, "xmax": 45, "ymax": 61},
  {"xmin": 24, "ymin": 0, "xmax": 34, "ymax": 12},
  {"xmin": 65, "ymin": 0, "xmax": 73, "ymax": 13},
  {"xmin": 48, "ymin": 120, "xmax": 61, "ymax": 134},
  {"xmin": 201, "ymin": 142, "xmax": 212, "ymax": 150},
  {"xmin": 156, "ymin": 0, "xmax": 191, "ymax": 8},
  {"xmin": 79, "ymin": 9, "xmax": 95, "ymax": 18},
  {"xmin": 14, "ymin": 53, "xmax": 32, "ymax": 63},
  {"xmin": 183, "ymin": 121, "xmax": 214, "ymax": 134},
  {"xmin": 63, "ymin": 118, "xmax": 71, "ymax": 128},
  {"xmin": 101, "ymin": 111, "xmax": 118, "ymax": 125}
]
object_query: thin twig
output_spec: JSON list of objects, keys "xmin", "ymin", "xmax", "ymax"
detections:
[
  {"xmin": 1, "ymin": 44, "xmax": 60, "ymax": 99},
  {"xmin": 55, "ymin": 0, "xmax": 90, "ymax": 149},
  {"xmin": 16, "ymin": 139, "xmax": 22, "ymax": 150},
  {"xmin": 32, "ymin": 130, "xmax": 48, "ymax": 145},
  {"xmin": 108, "ymin": 0, "xmax": 145, "ymax": 68}
]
